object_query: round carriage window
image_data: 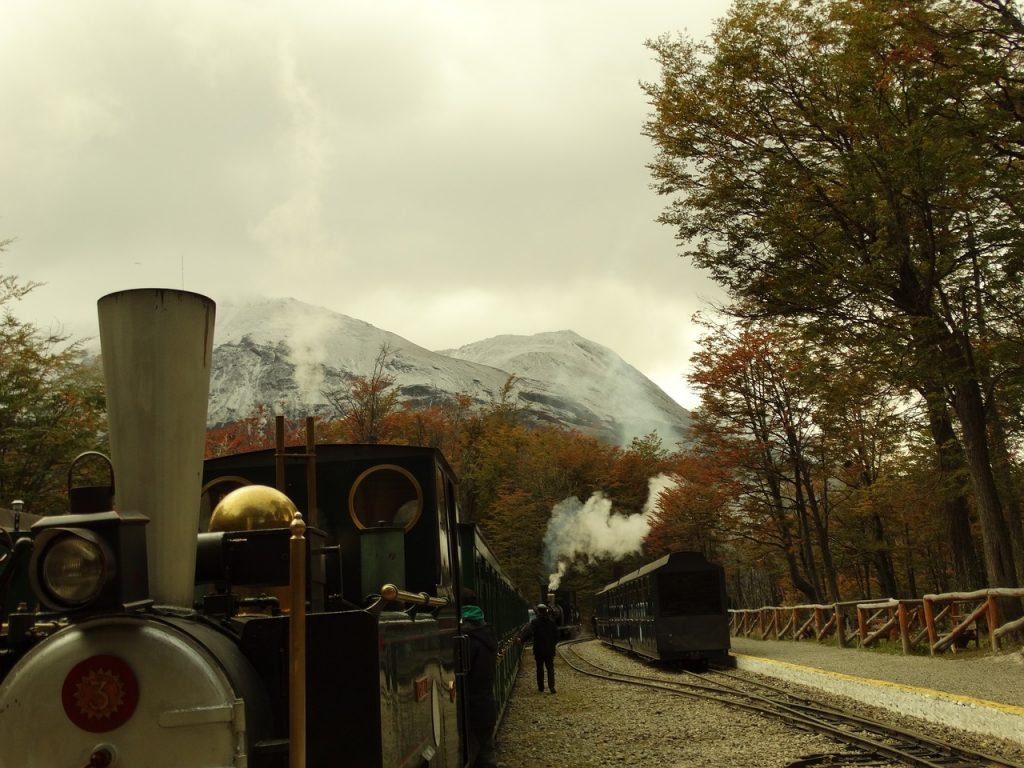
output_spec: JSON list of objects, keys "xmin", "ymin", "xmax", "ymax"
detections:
[{"xmin": 349, "ymin": 465, "xmax": 422, "ymax": 531}]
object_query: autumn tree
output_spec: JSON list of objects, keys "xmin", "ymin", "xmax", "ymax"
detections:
[
  {"xmin": 451, "ymin": 385, "xmax": 631, "ymax": 597},
  {"xmin": 322, "ymin": 344, "xmax": 401, "ymax": 444},
  {"xmin": 0, "ymin": 263, "xmax": 107, "ymax": 514},
  {"xmin": 645, "ymin": 0, "xmax": 1024, "ymax": 591},
  {"xmin": 604, "ymin": 432, "xmax": 674, "ymax": 512},
  {"xmin": 205, "ymin": 406, "xmax": 310, "ymax": 457},
  {"xmin": 645, "ymin": 449, "xmax": 737, "ymax": 560},
  {"xmin": 685, "ymin": 318, "xmax": 843, "ymax": 602},
  {"xmin": 664, "ymin": 310, "xmax": 977, "ymax": 603},
  {"xmin": 805, "ymin": 351, "xmax": 926, "ymax": 597}
]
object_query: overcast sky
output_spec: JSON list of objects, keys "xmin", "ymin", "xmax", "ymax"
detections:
[{"xmin": 1, "ymin": 0, "xmax": 732, "ymax": 410}]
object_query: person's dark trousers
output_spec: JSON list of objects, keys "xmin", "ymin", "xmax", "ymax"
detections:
[{"xmin": 535, "ymin": 654, "xmax": 555, "ymax": 692}]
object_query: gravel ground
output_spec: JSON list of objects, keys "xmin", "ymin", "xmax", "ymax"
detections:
[
  {"xmin": 493, "ymin": 640, "xmax": 1024, "ymax": 768},
  {"xmin": 495, "ymin": 641, "xmax": 854, "ymax": 767}
]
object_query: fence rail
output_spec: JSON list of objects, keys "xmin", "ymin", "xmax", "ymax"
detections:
[{"xmin": 730, "ymin": 589, "xmax": 1024, "ymax": 655}]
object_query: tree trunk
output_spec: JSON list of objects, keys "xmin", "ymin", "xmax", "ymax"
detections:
[
  {"xmin": 895, "ymin": 267, "xmax": 1013, "ymax": 592},
  {"xmin": 801, "ymin": 473, "xmax": 840, "ymax": 601},
  {"xmin": 902, "ymin": 522, "xmax": 918, "ymax": 597},
  {"xmin": 987, "ymin": 405, "xmax": 1024, "ymax": 585},
  {"xmin": 784, "ymin": 423, "xmax": 837, "ymax": 601},
  {"xmin": 784, "ymin": 436, "xmax": 826, "ymax": 600},
  {"xmin": 764, "ymin": 471, "xmax": 820, "ymax": 603},
  {"xmin": 951, "ymin": 377, "xmax": 1019, "ymax": 589},
  {"xmin": 918, "ymin": 386, "xmax": 984, "ymax": 590},
  {"xmin": 782, "ymin": 544, "xmax": 820, "ymax": 603},
  {"xmin": 869, "ymin": 512, "xmax": 899, "ymax": 596}
]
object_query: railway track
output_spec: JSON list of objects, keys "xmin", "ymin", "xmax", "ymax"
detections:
[{"xmin": 558, "ymin": 640, "xmax": 1024, "ymax": 768}]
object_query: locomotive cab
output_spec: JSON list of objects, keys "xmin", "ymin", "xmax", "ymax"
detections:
[{"xmin": 201, "ymin": 444, "xmax": 468, "ymax": 767}]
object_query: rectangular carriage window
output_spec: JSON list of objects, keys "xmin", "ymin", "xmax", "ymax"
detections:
[{"xmin": 658, "ymin": 571, "xmax": 722, "ymax": 617}]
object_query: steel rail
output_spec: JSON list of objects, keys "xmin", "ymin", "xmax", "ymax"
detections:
[
  {"xmin": 700, "ymin": 667, "xmax": 1003, "ymax": 765},
  {"xmin": 558, "ymin": 640, "xmax": 1023, "ymax": 768},
  {"xmin": 695, "ymin": 666, "xmax": 1022, "ymax": 768}
]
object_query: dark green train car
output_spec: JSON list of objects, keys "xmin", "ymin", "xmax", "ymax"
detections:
[
  {"xmin": 458, "ymin": 523, "xmax": 529, "ymax": 722},
  {"xmin": 594, "ymin": 551, "xmax": 731, "ymax": 667}
]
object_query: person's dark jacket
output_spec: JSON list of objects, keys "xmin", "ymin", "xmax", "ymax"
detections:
[
  {"xmin": 523, "ymin": 613, "xmax": 558, "ymax": 658},
  {"xmin": 464, "ymin": 619, "xmax": 498, "ymax": 732}
]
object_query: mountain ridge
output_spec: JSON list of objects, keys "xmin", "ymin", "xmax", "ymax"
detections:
[{"xmin": 207, "ymin": 297, "xmax": 691, "ymax": 447}]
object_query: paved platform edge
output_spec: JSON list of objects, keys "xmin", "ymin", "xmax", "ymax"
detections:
[{"xmin": 732, "ymin": 652, "xmax": 1024, "ymax": 745}]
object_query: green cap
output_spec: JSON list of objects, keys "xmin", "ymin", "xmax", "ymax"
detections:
[{"xmin": 462, "ymin": 604, "xmax": 485, "ymax": 623}]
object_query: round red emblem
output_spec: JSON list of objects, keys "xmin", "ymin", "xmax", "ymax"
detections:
[{"xmin": 61, "ymin": 654, "xmax": 139, "ymax": 732}]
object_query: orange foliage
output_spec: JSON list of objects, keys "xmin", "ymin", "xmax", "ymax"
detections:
[
  {"xmin": 644, "ymin": 450, "xmax": 740, "ymax": 558},
  {"xmin": 204, "ymin": 406, "xmax": 309, "ymax": 458}
]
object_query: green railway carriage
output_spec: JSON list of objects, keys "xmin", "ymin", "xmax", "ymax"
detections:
[
  {"xmin": 595, "ymin": 551, "xmax": 731, "ymax": 666},
  {"xmin": 458, "ymin": 523, "xmax": 529, "ymax": 719}
]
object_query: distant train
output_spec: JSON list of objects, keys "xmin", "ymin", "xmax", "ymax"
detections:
[
  {"xmin": 0, "ymin": 289, "xmax": 530, "ymax": 768},
  {"xmin": 539, "ymin": 586, "xmax": 582, "ymax": 638},
  {"xmin": 593, "ymin": 551, "xmax": 731, "ymax": 666}
]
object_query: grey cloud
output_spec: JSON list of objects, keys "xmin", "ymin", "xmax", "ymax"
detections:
[{"xmin": 0, "ymin": 0, "xmax": 731, "ymax": 408}]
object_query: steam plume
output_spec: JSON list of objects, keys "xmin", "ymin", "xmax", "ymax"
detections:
[{"xmin": 543, "ymin": 474, "xmax": 675, "ymax": 590}]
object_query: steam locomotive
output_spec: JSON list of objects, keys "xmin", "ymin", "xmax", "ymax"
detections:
[
  {"xmin": 0, "ymin": 289, "xmax": 529, "ymax": 768},
  {"xmin": 538, "ymin": 586, "xmax": 581, "ymax": 638}
]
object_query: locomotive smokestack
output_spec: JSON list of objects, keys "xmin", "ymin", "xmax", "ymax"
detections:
[{"xmin": 98, "ymin": 289, "xmax": 215, "ymax": 607}]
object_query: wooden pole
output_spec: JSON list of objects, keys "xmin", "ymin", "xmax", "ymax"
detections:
[
  {"xmin": 897, "ymin": 601, "xmax": 911, "ymax": 656},
  {"xmin": 289, "ymin": 512, "xmax": 307, "ymax": 768},
  {"xmin": 305, "ymin": 417, "xmax": 317, "ymax": 528},
  {"xmin": 923, "ymin": 597, "xmax": 937, "ymax": 655},
  {"xmin": 276, "ymin": 415, "xmax": 286, "ymax": 492},
  {"xmin": 835, "ymin": 605, "xmax": 846, "ymax": 649},
  {"xmin": 987, "ymin": 594, "xmax": 1000, "ymax": 652}
]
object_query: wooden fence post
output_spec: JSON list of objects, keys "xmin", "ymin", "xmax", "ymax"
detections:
[
  {"xmin": 897, "ymin": 601, "xmax": 911, "ymax": 655},
  {"xmin": 987, "ymin": 594, "xmax": 1000, "ymax": 652},
  {"xmin": 836, "ymin": 605, "xmax": 847, "ymax": 649}
]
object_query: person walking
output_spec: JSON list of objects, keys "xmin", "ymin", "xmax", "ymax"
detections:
[
  {"xmin": 522, "ymin": 603, "xmax": 558, "ymax": 693},
  {"xmin": 462, "ymin": 602, "xmax": 499, "ymax": 768}
]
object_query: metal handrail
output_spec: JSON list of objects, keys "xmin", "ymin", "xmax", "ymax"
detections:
[{"xmin": 371, "ymin": 583, "xmax": 450, "ymax": 611}]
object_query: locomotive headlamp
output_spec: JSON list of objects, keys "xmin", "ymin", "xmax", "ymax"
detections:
[
  {"xmin": 38, "ymin": 530, "xmax": 112, "ymax": 608},
  {"xmin": 29, "ymin": 510, "xmax": 150, "ymax": 614}
]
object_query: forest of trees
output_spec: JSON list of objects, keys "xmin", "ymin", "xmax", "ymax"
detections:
[
  {"xmin": 6, "ymin": 0, "xmax": 1024, "ymax": 612},
  {"xmin": 642, "ymin": 0, "xmax": 1024, "ymax": 607}
]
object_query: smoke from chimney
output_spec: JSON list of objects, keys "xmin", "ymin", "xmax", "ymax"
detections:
[{"xmin": 542, "ymin": 474, "xmax": 675, "ymax": 590}]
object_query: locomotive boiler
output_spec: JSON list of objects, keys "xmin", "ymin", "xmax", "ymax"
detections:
[{"xmin": 0, "ymin": 288, "xmax": 529, "ymax": 768}]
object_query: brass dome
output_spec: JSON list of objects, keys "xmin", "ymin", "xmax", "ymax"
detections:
[{"xmin": 208, "ymin": 485, "xmax": 298, "ymax": 532}]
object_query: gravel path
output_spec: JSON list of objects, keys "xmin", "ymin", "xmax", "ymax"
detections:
[{"xmin": 494, "ymin": 641, "xmax": 851, "ymax": 768}]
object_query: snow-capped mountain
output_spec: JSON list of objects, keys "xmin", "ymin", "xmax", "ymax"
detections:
[
  {"xmin": 439, "ymin": 332, "xmax": 692, "ymax": 447},
  {"xmin": 208, "ymin": 298, "xmax": 691, "ymax": 447}
]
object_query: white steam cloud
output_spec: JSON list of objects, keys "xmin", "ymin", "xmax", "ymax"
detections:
[{"xmin": 542, "ymin": 474, "xmax": 676, "ymax": 590}]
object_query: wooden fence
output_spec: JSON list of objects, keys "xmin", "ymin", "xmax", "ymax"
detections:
[{"xmin": 730, "ymin": 588, "xmax": 1024, "ymax": 655}]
